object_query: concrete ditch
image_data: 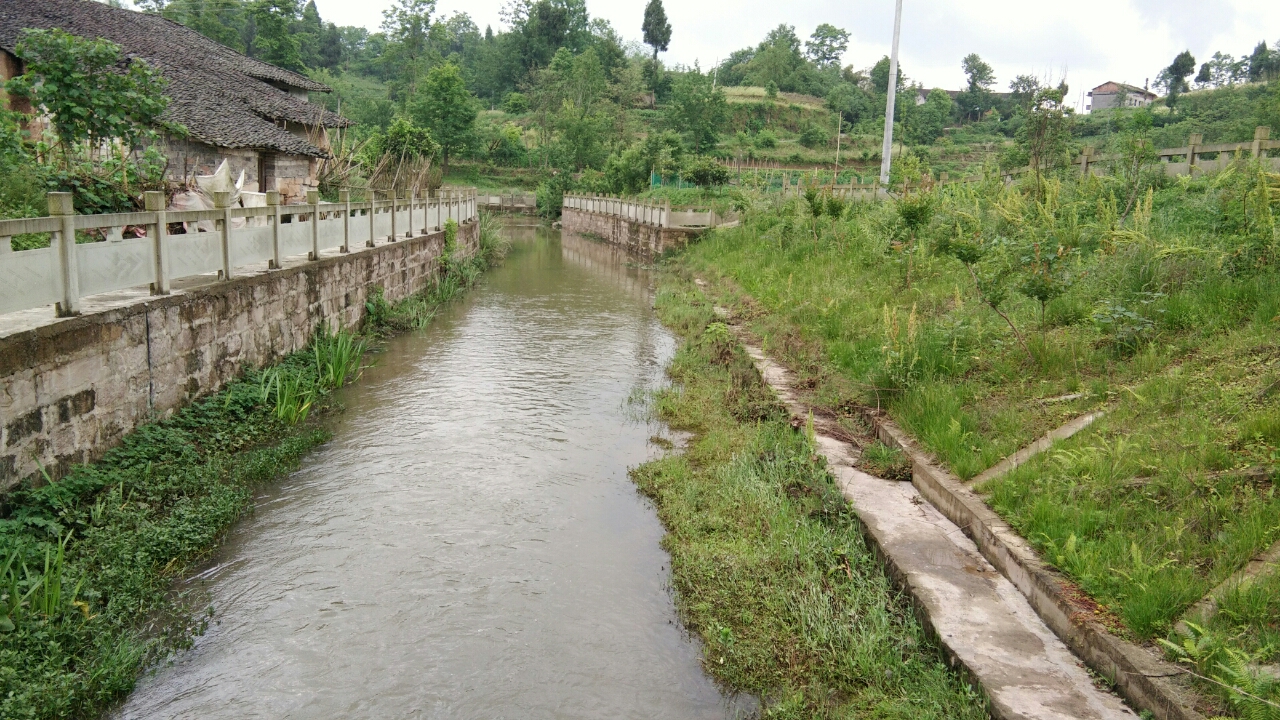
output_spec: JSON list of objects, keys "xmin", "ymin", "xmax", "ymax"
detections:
[{"xmin": 716, "ymin": 308, "xmax": 1139, "ymax": 720}]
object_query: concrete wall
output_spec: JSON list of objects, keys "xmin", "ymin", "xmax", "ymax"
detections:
[
  {"xmin": 153, "ymin": 137, "xmax": 318, "ymax": 205},
  {"xmin": 560, "ymin": 207, "xmax": 698, "ymax": 258},
  {"xmin": 0, "ymin": 221, "xmax": 478, "ymax": 489}
]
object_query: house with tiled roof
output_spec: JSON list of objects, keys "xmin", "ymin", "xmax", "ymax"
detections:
[
  {"xmin": 1086, "ymin": 82, "xmax": 1158, "ymax": 112},
  {"xmin": 0, "ymin": 0, "xmax": 350, "ymax": 203}
]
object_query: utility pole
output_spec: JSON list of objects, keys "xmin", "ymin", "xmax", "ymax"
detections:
[{"xmin": 879, "ymin": 0, "xmax": 903, "ymax": 187}]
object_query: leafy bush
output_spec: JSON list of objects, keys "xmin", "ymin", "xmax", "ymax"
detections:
[
  {"xmin": 799, "ymin": 123, "xmax": 828, "ymax": 149},
  {"xmin": 679, "ymin": 155, "xmax": 730, "ymax": 187},
  {"xmin": 754, "ymin": 129, "xmax": 778, "ymax": 149},
  {"xmin": 502, "ymin": 91, "xmax": 529, "ymax": 114}
]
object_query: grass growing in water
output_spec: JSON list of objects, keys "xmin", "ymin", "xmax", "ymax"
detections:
[
  {"xmin": 0, "ymin": 213, "xmax": 508, "ymax": 719},
  {"xmin": 631, "ymin": 275, "xmax": 987, "ymax": 719}
]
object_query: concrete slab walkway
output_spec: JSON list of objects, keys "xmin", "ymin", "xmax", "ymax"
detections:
[{"xmin": 734, "ymin": 332, "xmax": 1137, "ymax": 720}]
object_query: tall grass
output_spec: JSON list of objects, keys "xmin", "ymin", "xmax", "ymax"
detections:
[
  {"xmin": 675, "ymin": 158, "xmax": 1280, "ymax": 715},
  {"xmin": 635, "ymin": 276, "xmax": 987, "ymax": 718}
]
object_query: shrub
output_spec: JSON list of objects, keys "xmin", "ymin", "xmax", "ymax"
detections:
[{"xmin": 679, "ymin": 156, "xmax": 730, "ymax": 188}]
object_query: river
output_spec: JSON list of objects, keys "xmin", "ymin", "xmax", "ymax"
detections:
[{"xmin": 111, "ymin": 223, "xmax": 752, "ymax": 719}]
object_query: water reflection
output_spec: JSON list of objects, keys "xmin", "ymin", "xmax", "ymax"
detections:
[{"xmin": 112, "ymin": 223, "xmax": 754, "ymax": 719}]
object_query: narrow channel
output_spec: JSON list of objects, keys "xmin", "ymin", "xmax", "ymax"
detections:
[{"xmin": 112, "ymin": 223, "xmax": 749, "ymax": 719}]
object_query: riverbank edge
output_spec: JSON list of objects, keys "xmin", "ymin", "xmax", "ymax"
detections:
[
  {"xmin": 0, "ymin": 216, "xmax": 509, "ymax": 719},
  {"xmin": 679, "ymin": 269, "xmax": 1213, "ymax": 720},
  {"xmin": 630, "ymin": 267, "xmax": 991, "ymax": 718}
]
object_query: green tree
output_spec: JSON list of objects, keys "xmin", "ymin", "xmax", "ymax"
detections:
[
  {"xmin": 249, "ymin": 0, "xmax": 303, "ymax": 71},
  {"xmin": 870, "ymin": 56, "xmax": 905, "ymax": 95},
  {"xmin": 410, "ymin": 62, "xmax": 477, "ymax": 172},
  {"xmin": 1008, "ymin": 74, "xmax": 1041, "ymax": 113},
  {"xmin": 1157, "ymin": 50, "xmax": 1196, "ymax": 109},
  {"xmin": 1247, "ymin": 42, "xmax": 1271, "ymax": 83},
  {"xmin": 669, "ymin": 69, "xmax": 728, "ymax": 154},
  {"xmin": 908, "ymin": 88, "xmax": 953, "ymax": 145},
  {"xmin": 641, "ymin": 0, "xmax": 671, "ymax": 61},
  {"xmin": 7, "ymin": 29, "xmax": 173, "ymax": 154},
  {"xmin": 957, "ymin": 53, "xmax": 995, "ymax": 122},
  {"xmin": 805, "ymin": 24, "xmax": 849, "ymax": 67},
  {"xmin": 1017, "ymin": 82, "xmax": 1073, "ymax": 200},
  {"xmin": 381, "ymin": 0, "xmax": 437, "ymax": 97}
]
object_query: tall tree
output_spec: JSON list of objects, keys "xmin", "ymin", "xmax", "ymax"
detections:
[
  {"xmin": 1157, "ymin": 50, "xmax": 1196, "ymax": 109},
  {"xmin": 1248, "ymin": 42, "xmax": 1270, "ymax": 83},
  {"xmin": 962, "ymin": 53, "xmax": 995, "ymax": 92},
  {"xmin": 641, "ymin": 0, "xmax": 671, "ymax": 61},
  {"xmin": 1009, "ymin": 74, "xmax": 1042, "ymax": 112},
  {"xmin": 957, "ymin": 53, "xmax": 996, "ymax": 121},
  {"xmin": 381, "ymin": 0, "xmax": 437, "ymax": 97},
  {"xmin": 410, "ymin": 62, "xmax": 477, "ymax": 172},
  {"xmin": 250, "ymin": 0, "xmax": 303, "ymax": 71},
  {"xmin": 668, "ymin": 69, "xmax": 727, "ymax": 154},
  {"xmin": 805, "ymin": 24, "xmax": 849, "ymax": 67}
]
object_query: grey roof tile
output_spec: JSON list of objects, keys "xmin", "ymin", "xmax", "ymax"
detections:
[{"xmin": 0, "ymin": 0, "xmax": 350, "ymax": 157}]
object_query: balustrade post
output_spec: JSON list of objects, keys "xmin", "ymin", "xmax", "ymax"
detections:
[
  {"xmin": 339, "ymin": 189, "xmax": 351, "ymax": 252},
  {"xmin": 1188, "ymin": 133, "xmax": 1203, "ymax": 173},
  {"xmin": 144, "ymin": 191, "xmax": 170, "ymax": 294},
  {"xmin": 306, "ymin": 190, "xmax": 321, "ymax": 260},
  {"xmin": 48, "ymin": 192, "xmax": 80, "ymax": 316},
  {"xmin": 408, "ymin": 190, "xmax": 417, "ymax": 238},
  {"xmin": 367, "ymin": 191, "xmax": 376, "ymax": 247},
  {"xmin": 389, "ymin": 190, "xmax": 398, "ymax": 242},
  {"xmin": 213, "ymin": 190, "xmax": 234, "ymax": 279},
  {"xmin": 1252, "ymin": 126, "xmax": 1270, "ymax": 158},
  {"xmin": 266, "ymin": 191, "xmax": 281, "ymax": 268}
]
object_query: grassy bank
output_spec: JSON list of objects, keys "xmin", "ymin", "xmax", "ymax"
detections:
[
  {"xmin": 0, "ymin": 216, "xmax": 508, "ymax": 719},
  {"xmin": 632, "ymin": 273, "xmax": 987, "ymax": 719},
  {"xmin": 672, "ymin": 163, "xmax": 1280, "ymax": 716}
]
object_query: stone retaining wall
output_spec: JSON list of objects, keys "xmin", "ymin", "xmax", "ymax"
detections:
[
  {"xmin": 0, "ymin": 221, "xmax": 478, "ymax": 489},
  {"xmin": 560, "ymin": 207, "xmax": 698, "ymax": 257}
]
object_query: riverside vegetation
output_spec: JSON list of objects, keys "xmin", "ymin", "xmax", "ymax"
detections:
[
  {"xmin": 665, "ymin": 147, "xmax": 1280, "ymax": 716},
  {"xmin": 631, "ymin": 276, "xmax": 987, "ymax": 719},
  {"xmin": 0, "ymin": 215, "xmax": 507, "ymax": 720}
]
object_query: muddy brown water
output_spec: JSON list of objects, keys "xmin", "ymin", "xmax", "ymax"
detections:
[{"xmin": 111, "ymin": 224, "xmax": 754, "ymax": 719}]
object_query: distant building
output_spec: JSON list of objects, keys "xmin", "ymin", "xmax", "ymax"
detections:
[
  {"xmin": 1086, "ymin": 82, "xmax": 1158, "ymax": 112},
  {"xmin": 0, "ymin": 0, "xmax": 350, "ymax": 204}
]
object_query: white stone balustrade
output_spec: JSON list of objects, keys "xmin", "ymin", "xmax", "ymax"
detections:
[{"xmin": 0, "ymin": 188, "xmax": 479, "ymax": 318}]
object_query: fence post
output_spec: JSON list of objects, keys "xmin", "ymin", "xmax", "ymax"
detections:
[
  {"xmin": 339, "ymin": 189, "xmax": 351, "ymax": 252},
  {"xmin": 1252, "ymin": 126, "xmax": 1270, "ymax": 158},
  {"xmin": 145, "ymin": 191, "xmax": 170, "ymax": 294},
  {"xmin": 266, "ymin": 191, "xmax": 281, "ymax": 268},
  {"xmin": 662, "ymin": 199, "xmax": 670, "ymax": 228},
  {"xmin": 367, "ymin": 191, "xmax": 376, "ymax": 247},
  {"xmin": 1188, "ymin": 133, "xmax": 1203, "ymax": 173},
  {"xmin": 48, "ymin": 192, "xmax": 80, "ymax": 316},
  {"xmin": 213, "ymin": 190, "xmax": 234, "ymax": 279}
]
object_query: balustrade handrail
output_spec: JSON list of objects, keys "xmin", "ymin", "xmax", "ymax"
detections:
[
  {"xmin": 561, "ymin": 193, "xmax": 740, "ymax": 230},
  {"xmin": 0, "ymin": 187, "xmax": 480, "ymax": 319}
]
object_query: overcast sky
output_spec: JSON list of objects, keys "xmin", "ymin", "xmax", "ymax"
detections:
[{"xmin": 306, "ymin": 0, "xmax": 1278, "ymax": 111}]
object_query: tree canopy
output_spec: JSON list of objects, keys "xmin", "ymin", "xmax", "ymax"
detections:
[{"xmin": 641, "ymin": 0, "xmax": 671, "ymax": 60}]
